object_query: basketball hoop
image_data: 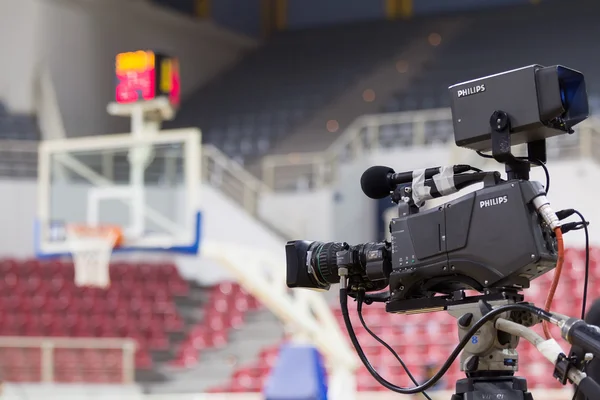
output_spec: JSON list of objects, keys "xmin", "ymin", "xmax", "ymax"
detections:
[{"xmin": 66, "ymin": 225, "xmax": 123, "ymax": 288}]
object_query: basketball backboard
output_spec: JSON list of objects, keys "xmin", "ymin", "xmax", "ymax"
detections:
[{"xmin": 35, "ymin": 128, "xmax": 201, "ymax": 258}]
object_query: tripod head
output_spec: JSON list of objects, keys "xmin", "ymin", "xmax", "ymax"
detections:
[{"xmin": 448, "ymin": 297, "xmax": 538, "ymax": 400}]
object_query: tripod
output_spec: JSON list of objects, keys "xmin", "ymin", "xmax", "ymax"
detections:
[{"xmin": 447, "ymin": 298, "xmax": 537, "ymax": 400}]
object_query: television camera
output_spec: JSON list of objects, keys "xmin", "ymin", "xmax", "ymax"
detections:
[{"xmin": 285, "ymin": 65, "xmax": 600, "ymax": 399}]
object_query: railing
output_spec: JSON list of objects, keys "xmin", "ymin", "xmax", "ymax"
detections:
[
  {"xmin": 0, "ymin": 141, "xmax": 267, "ymax": 215},
  {"xmin": 4, "ymin": 106, "xmax": 600, "ymax": 236},
  {"xmin": 0, "ymin": 336, "xmax": 136, "ymax": 383},
  {"xmin": 0, "ymin": 140, "xmax": 38, "ymax": 178},
  {"xmin": 261, "ymin": 108, "xmax": 600, "ymax": 191},
  {"xmin": 201, "ymin": 144, "xmax": 301, "ymax": 238},
  {"xmin": 0, "ymin": 139, "xmax": 299, "ymax": 239},
  {"xmin": 202, "ymin": 144, "xmax": 271, "ymax": 217}
]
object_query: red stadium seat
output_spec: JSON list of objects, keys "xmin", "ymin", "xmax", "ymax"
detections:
[
  {"xmin": 0, "ymin": 259, "xmax": 194, "ymax": 378},
  {"xmin": 135, "ymin": 349, "xmax": 154, "ymax": 369},
  {"xmin": 170, "ymin": 339, "xmax": 200, "ymax": 367}
]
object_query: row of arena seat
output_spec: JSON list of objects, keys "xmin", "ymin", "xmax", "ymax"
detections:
[
  {"xmin": 0, "ymin": 101, "xmax": 39, "ymax": 141},
  {"xmin": 384, "ymin": 0, "xmax": 600, "ymax": 115},
  {"xmin": 212, "ymin": 247, "xmax": 595, "ymax": 392},
  {"xmin": 170, "ymin": 281, "xmax": 262, "ymax": 367},
  {"xmin": 0, "ymin": 258, "xmax": 191, "ymax": 378},
  {"xmin": 0, "ymin": 348, "xmax": 126, "ymax": 383},
  {"xmin": 0, "ymin": 259, "xmax": 185, "ymax": 282},
  {"xmin": 0, "ymin": 263, "xmax": 267, "ymax": 382},
  {"xmin": 169, "ymin": 20, "xmax": 426, "ymax": 163}
]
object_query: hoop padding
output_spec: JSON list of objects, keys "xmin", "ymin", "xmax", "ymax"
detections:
[{"xmin": 67, "ymin": 225, "xmax": 123, "ymax": 288}]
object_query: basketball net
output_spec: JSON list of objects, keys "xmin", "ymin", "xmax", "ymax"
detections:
[{"xmin": 66, "ymin": 225, "xmax": 123, "ymax": 288}]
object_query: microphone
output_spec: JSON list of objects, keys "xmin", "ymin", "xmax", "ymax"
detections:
[
  {"xmin": 360, "ymin": 165, "xmax": 473, "ymax": 200},
  {"xmin": 360, "ymin": 166, "xmax": 395, "ymax": 199}
]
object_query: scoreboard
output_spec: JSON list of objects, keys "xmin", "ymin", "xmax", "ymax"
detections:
[{"xmin": 115, "ymin": 50, "xmax": 180, "ymax": 106}]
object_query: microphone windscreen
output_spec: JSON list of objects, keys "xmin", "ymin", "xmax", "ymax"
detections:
[{"xmin": 361, "ymin": 166, "xmax": 395, "ymax": 199}]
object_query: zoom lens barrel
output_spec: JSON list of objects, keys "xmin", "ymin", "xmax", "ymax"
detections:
[
  {"xmin": 285, "ymin": 240, "xmax": 392, "ymax": 291},
  {"xmin": 285, "ymin": 240, "xmax": 342, "ymax": 290},
  {"xmin": 312, "ymin": 242, "xmax": 343, "ymax": 285}
]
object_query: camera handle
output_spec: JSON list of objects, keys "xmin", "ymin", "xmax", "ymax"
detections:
[
  {"xmin": 448, "ymin": 299, "xmax": 535, "ymax": 400},
  {"xmin": 490, "ymin": 110, "xmax": 547, "ymax": 181}
]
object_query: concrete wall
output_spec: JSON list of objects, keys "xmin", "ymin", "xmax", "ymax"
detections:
[
  {"xmin": 258, "ymin": 189, "xmax": 335, "ymax": 241},
  {"xmin": 0, "ymin": 0, "xmax": 40, "ymax": 113}
]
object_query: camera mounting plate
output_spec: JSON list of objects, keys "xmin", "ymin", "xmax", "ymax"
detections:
[{"xmin": 385, "ymin": 290, "xmax": 524, "ymax": 315}]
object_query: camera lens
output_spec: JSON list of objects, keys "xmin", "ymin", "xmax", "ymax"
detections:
[
  {"xmin": 286, "ymin": 240, "xmax": 342, "ymax": 290},
  {"xmin": 309, "ymin": 242, "xmax": 343, "ymax": 285}
]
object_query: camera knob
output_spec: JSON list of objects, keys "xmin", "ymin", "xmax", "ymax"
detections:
[
  {"xmin": 490, "ymin": 110, "xmax": 509, "ymax": 132},
  {"xmin": 465, "ymin": 356, "xmax": 479, "ymax": 372},
  {"xmin": 458, "ymin": 313, "xmax": 474, "ymax": 328}
]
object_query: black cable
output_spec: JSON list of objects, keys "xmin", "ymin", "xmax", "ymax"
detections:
[
  {"xmin": 569, "ymin": 210, "xmax": 591, "ymax": 400},
  {"xmin": 340, "ymin": 287, "xmax": 551, "ymax": 394},
  {"xmin": 573, "ymin": 210, "xmax": 590, "ymax": 320},
  {"xmin": 355, "ymin": 292, "xmax": 432, "ymax": 400},
  {"xmin": 476, "ymin": 151, "xmax": 493, "ymax": 159},
  {"xmin": 528, "ymin": 158, "xmax": 550, "ymax": 195},
  {"xmin": 469, "ymin": 166, "xmax": 483, "ymax": 172}
]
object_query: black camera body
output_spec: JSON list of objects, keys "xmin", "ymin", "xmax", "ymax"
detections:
[
  {"xmin": 386, "ymin": 180, "xmax": 556, "ymax": 312},
  {"xmin": 286, "ymin": 179, "xmax": 558, "ymax": 313}
]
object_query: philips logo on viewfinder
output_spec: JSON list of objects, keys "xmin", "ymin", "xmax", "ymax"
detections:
[{"xmin": 457, "ymin": 84, "xmax": 486, "ymax": 98}]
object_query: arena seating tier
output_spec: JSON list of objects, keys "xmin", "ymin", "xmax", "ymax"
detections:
[
  {"xmin": 0, "ymin": 260, "xmax": 269, "ymax": 387},
  {"xmin": 167, "ymin": 0, "xmax": 600, "ymax": 166},
  {"xmin": 169, "ymin": 21, "xmax": 426, "ymax": 165},
  {"xmin": 211, "ymin": 247, "xmax": 598, "ymax": 392},
  {"xmin": 0, "ymin": 101, "xmax": 40, "ymax": 178},
  {"xmin": 0, "ymin": 258, "xmax": 189, "ymax": 382},
  {"xmin": 385, "ymin": 0, "xmax": 600, "ymax": 115},
  {"xmin": 0, "ymin": 102, "xmax": 40, "ymax": 141},
  {"xmin": 169, "ymin": 281, "xmax": 262, "ymax": 368}
]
